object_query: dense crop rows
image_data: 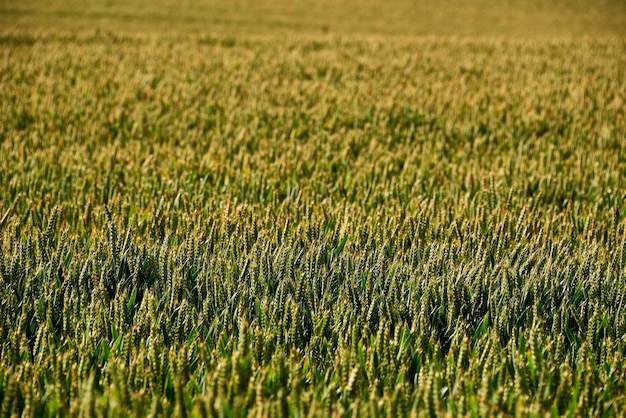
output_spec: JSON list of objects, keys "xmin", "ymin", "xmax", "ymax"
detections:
[{"xmin": 1, "ymin": 32, "xmax": 625, "ymax": 415}]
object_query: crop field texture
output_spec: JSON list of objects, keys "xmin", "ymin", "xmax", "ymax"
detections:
[{"xmin": 1, "ymin": 0, "xmax": 626, "ymax": 416}]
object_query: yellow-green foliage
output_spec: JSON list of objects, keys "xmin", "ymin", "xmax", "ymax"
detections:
[
  {"xmin": 0, "ymin": 29, "xmax": 625, "ymax": 416},
  {"xmin": 2, "ymin": 0, "xmax": 626, "ymax": 37}
]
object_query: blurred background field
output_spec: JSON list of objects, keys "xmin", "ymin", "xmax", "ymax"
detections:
[{"xmin": 1, "ymin": 0, "xmax": 626, "ymax": 38}]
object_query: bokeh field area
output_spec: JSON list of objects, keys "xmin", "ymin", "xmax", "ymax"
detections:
[
  {"xmin": 1, "ymin": 0, "xmax": 626, "ymax": 416},
  {"xmin": 2, "ymin": 0, "xmax": 626, "ymax": 37}
]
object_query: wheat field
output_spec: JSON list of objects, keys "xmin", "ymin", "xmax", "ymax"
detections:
[{"xmin": 1, "ymin": 0, "xmax": 625, "ymax": 416}]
